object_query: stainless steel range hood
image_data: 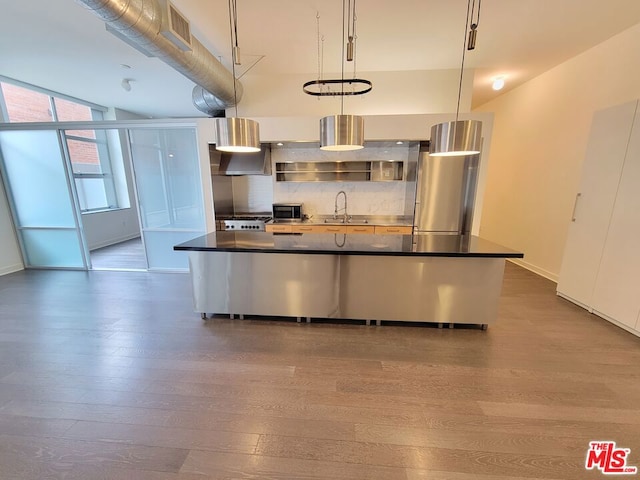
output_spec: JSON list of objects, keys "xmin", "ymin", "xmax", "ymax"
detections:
[{"xmin": 209, "ymin": 144, "xmax": 272, "ymax": 175}]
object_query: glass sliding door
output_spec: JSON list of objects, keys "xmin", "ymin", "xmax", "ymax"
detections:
[
  {"xmin": 128, "ymin": 128, "xmax": 204, "ymax": 271},
  {"xmin": 0, "ymin": 129, "xmax": 87, "ymax": 268}
]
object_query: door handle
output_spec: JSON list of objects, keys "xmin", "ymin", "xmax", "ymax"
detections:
[{"xmin": 571, "ymin": 193, "xmax": 582, "ymax": 222}]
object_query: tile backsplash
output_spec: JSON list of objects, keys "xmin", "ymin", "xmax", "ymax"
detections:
[
  {"xmin": 275, "ymin": 181, "xmax": 408, "ymax": 217},
  {"xmin": 271, "ymin": 143, "xmax": 415, "ymax": 218}
]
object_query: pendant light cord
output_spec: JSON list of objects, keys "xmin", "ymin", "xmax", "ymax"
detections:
[
  {"xmin": 470, "ymin": 0, "xmax": 481, "ymax": 29},
  {"xmin": 352, "ymin": 0, "xmax": 357, "ymax": 80},
  {"xmin": 340, "ymin": 0, "xmax": 346, "ymax": 114},
  {"xmin": 228, "ymin": 0, "xmax": 239, "ymax": 117},
  {"xmin": 455, "ymin": 0, "xmax": 473, "ymax": 122},
  {"xmin": 316, "ymin": 12, "xmax": 321, "ymax": 83}
]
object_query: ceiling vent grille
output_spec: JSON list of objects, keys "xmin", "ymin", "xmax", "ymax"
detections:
[{"xmin": 160, "ymin": 0, "xmax": 192, "ymax": 51}]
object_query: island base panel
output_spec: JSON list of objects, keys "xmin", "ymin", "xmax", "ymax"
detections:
[{"xmin": 189, "ymin": 252, "xmax": 505, "ymax": 326}]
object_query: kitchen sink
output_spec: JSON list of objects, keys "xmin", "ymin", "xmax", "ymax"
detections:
[
  {"xmin": 322, "ymin": 218, "xmax": 369, "ymax": 224},
  {"xmin": 322, "ymin": 217, "xmax": 369, "ymax": 225}
]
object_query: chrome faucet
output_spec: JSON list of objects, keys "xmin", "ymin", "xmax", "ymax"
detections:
[{"xmin": 334, "ymin": 190, "xmax": 348, "ymax": 222}]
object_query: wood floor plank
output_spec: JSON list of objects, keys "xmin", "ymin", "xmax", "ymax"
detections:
[
  {"xmin": 90, "ymin": 237, "xmax": 147, "ymax": 270},
  {"xmin": 304, "ymin": 390, "xmax": 485, "ymax": 416},
  {"xmin": 0, "ymin": 467, "xmax": 211, "ymax": 480},
  {"xmin": 479, "ymin": 401, "xmax": 640, "ymax": 425},
  {"xmin": 3, "ymin": 364, "xmax": 335, "ymax": 393},
  {"xmin": 0, "ymin": 434, "xmax": 189, "ymax": 475},
  {"xmin": 333, "ymin": 376, "xmax": 623, "ymax": 408},
  {"xmin": 253, "ymin": 433, "xmax": 595, "ymax": 479},
  {"xmin": 180, "ymin": 450, "xmax": 408, "ymax": 480},
  {"xmin": 417, "ymin": 409, "xmax": 640, "ymax": 440},
  {"xmin": 0, "ymin": 383, "xmax": 90, "ymax": 404},
  {"xmin": 77, "ymin": 387, "xmax": 308, "ymax": 414},
  {"xmin": 1, "ymin": 370, "xmax": 152, "ymax": 394},
  {"xmin": 0, "ymin": 399, "xmax": 175, "ymax": 426},
  {"xmin": 354, "ymin": 423, "xmax": 586, "ymax": 457},
  {"xmin": 63, "ymin": 420, "xmax": 259, "ymax": 454},
  {"xmin": 0, "ymin": 397, "xmax": 357, "ymax": 441},
  {"xmin": 405, "ymin": 470, "xmax": 563, "ymax": 480},
  {"xmin": 381, "ymin": 361, "xmax": 636, "ymax": 384},
  {"xmin": 0, "ymin": 414, "xmax": 76, "ymax": 438},
  {"xmin": 143, "ymin": 378, "xmax": 335, "ymax": 399},
  {"xmin": 0, "ymin": 465, "xmax": 214, "ymax": 480}
]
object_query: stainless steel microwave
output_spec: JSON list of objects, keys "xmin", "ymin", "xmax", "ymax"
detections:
[{"xmin": 272, "ymin": 203, "xmax": 303, "ymax": 221}]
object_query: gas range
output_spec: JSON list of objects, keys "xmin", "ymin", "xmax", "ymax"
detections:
[{"xmin": 217, "ymin": 215, "xmax": 271, "ymax": 231}]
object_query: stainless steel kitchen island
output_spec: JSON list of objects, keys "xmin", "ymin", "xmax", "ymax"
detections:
[{"xmin": 174, "ymin": 232, "xmax": 523, "ymax": 328}]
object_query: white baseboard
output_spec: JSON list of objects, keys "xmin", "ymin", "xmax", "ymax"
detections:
[
  {"xmin": 556, "ymin": 292, "xmax": 592, "ymax": 312},
  {"xmin": 0, "ymin": 262, "xmax": 24, "ymax": 276},
  {"xmin": 507, "ymin": 258, "xmax": 558, "ymax": 283},
  {"xmin": 592, "ymin": 310, "xmax": 640, "ymax": 338},
  {"xmin": 89, "ymin": 234, "xmax": 141, "ymax": 251},
  {"xmin": 557, "ymin": 292, "xmax": 639, "ymax": 338}
]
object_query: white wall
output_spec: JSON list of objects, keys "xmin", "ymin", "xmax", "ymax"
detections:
[
  {"xmin": 0, "ymin": 178, "xmax": 23, "ymax": 275},
  {"xmin": 475, "ymin": 22, "xmax": 640, "ymax": 281},
  {"xmin": 82, "ymin": 208, "xmax": 140, "ymax": 251}
]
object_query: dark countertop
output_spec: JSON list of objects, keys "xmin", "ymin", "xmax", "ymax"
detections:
[{"xmin": 174, "ymin": 232, "xmax": 524, "ymax": 258}]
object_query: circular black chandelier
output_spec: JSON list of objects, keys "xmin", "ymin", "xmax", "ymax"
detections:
[{"xmin": 302, "ymin": 78, "xmax": 372, "ymax": 97}]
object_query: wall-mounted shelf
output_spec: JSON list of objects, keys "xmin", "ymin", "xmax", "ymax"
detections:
[{"xmin": 275, "ymin": 161, "xmax": 404, "ymax": 182}]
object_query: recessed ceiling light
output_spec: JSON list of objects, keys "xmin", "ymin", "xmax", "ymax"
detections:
[
  {"xmin": 396, "ymin": 141, "xmax": 404, "ymax": 145},
  {"xmin": 276, "ymin": 142, "xmax": 284, "ymax": 146},
  {"xmin": 120, "ymin": 64, "xmax": 132, "ymax": 70},
  {"xmin": 492, "ymin": 76, "xmax": 505, "ymax": 91}
]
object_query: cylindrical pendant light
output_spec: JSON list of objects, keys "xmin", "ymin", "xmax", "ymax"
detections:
[
  {"xmin": 430, "ymin": 0, "xmax": 483, "ymax": 157},
  {"xmin": 320, "ymin": 114, "xmax": 364, "ymax": 151},
  {"xmin": 215, "ymin": 0, "xmax": 260, "ymax": 153},
  {"xmin": 215, "ymin": 117, "xmax": 260, "ymax": 153},
  {"xmin": 429, "ymin": 120, "xmax": 482, "ymax": 157}
]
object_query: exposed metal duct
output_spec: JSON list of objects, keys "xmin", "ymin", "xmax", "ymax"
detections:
[
  {"xmin": 77, "ymin": 0, "xmax": 242, "ymax": 116},
  {"xmin": 192, "ymin": 86, "xmax": 226, "ymax": 117}
]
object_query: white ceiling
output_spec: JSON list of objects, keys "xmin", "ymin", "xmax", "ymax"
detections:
[{"xmin": 2, "ymin": 0, "xmax": 640, "ymax": 118}]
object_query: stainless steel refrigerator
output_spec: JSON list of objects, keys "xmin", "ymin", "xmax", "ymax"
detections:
[{"xmin": 413, "ymin": 150, "xmax": 479, "ymax": 235}]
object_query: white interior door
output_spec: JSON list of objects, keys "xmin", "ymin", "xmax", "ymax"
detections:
[
  {"xmin": 556, "ymin": 101, "xmax": 638, "ymax": 307},
  {"xmin": 591, "ymin": 106, "xmax": 640, "ymax": 330},
  {"xmin": 128, "ymin": 127, "xmax": 205, "ymax": 271}
]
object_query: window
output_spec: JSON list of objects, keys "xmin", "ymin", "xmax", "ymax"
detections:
[
  {"xmin": 65, "ymin": 129, "xmax": 118, "ymax": 212},
  {"xmin": 0, "ymin": 78, "xmax": 127, "ymax": 213},
  {"xmin": 0, "ymin": 82, "xmax": 53, "ymax": 122},
  {"xmin": 0, "ymin": 79, "xmax": 105, "ymax": 123}
]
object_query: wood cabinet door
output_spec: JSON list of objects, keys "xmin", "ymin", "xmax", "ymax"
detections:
[
  {"xmin": 557, "ymin": 101, "xmax": 638, "ymax": 308},
  {"xmin": 317, "ymin": 225, "xmax": 347, "ymax": 234},
  {"xmin": 346, "ymin": 225, "xmax": 375, "ymax": 234},
  {"xmin": 265, "ymin": 224, "xmax": 292, "ymax": 233},
  {"xmin": 290, "ymin": 225, "xmax": 316, "ymax": 233},
  {"xmin": 591, "ymin": 105, "xmax": 640, "ymax": 330},
  {"xmin": 374, "ymin": 226, "xmax": 413, "ymax": 235}
]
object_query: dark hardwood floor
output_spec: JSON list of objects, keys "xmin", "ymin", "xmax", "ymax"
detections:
[
  {"xmin": 0, "ymin": 262, "xmax": 638, "ymax": 479},
  {"xmin": 90, "ymin": 237, "xmax": 147, "ymax": 270}
]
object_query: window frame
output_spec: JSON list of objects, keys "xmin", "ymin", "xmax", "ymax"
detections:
[
  {"xmin": 0, "ymin": 76, "xmax": 123, "ymax": 214},
  {"xmin": 63, "ymin": 130, "xmax": 119, "ymax": 214}
]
